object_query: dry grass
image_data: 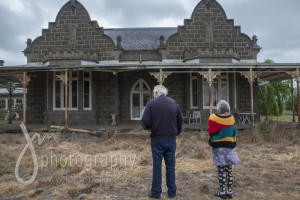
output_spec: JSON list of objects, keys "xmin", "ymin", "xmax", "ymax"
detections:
[{"xmin": 0, "ymin": 124, "xmax": 299, "ymax": 200}]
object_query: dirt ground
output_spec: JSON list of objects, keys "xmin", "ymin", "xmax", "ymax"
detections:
[{"xmin": 0, "ymin": 123, "xmax": 299, "ymax": 200}]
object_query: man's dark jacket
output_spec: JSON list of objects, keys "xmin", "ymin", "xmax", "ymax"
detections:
[{"xmin": 141, "ymin": 95, "xmax": 183, "ymax": 137}]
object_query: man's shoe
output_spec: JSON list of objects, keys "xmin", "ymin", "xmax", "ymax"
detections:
[
  {"xmin": 148, "ymin": 193, "xmax": 160, "ymax": 199},
  {"xmin": 214, "ymin": 192, "xmax": 227, "ymax": 199},
  {"xmin": 168, "ymin": 194, "xmax": 176, "ymax": 198}
]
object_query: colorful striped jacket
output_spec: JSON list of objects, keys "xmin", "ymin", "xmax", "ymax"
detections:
[{"xmin": 208, "ymin": 114, "xmax": 237, "ymax": 148}]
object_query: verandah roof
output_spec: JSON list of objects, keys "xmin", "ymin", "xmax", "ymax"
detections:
[{"xmin": 1, "ymin": 62, "xmax": 300, "ymax": 81}]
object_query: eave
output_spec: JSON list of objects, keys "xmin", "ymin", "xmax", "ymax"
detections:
[{"xmin": 1, "ymin": 62, "xmax": 300, "ymax": 82}]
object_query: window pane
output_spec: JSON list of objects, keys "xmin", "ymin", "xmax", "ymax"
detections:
[
  {"xmin": 72, "ymin": 80, "xmax": 77, "ymax": 108},
  {"xmin": 55, "ymin": 81, "xmax": 61, "ymax": 108},
  {"xmin": 192, "ymin": 79, "xmax": 198, "ymax": 107},
  {"xmin": 16, "ymin": 99, "xmax": 22, "ymax": 104},
  {"xmin": 221, "ymin": 78, "xmax": 228, "ymax": 100},
  {"xmin": 192, "ymin": 94, "xmax": 198, "ymax": 107},
  {"xmin": 84, "ymin": 72, "xmax": 90, "ymax": 78},
  {"xmin": 64, "ymin": 85, "xmax": 67, "ymax": 107},
  {"xmin": 192, "ymin": 79, "xmax": 198, "ymax": 93},
  {"xmin": 7, "ymin": 99, "xmax": 13, "ymax": 107},
  {"xmin": 83, "ymin": 71, "xmax": 91, "ymax": 109},
  {"xmin": 133, "ymin": 84, "xmax": 139, "ymax": 92},
  {"xmin": 203, "ymin": 82, "xmax": 210, "ymax": 107},
  {"xmin": 143, "ymin": 93, "xmax": 150, "ymax": 106},
  {"xmin": 0, "ymin": 99, "xmax": 6, "ymax": 109},
  {"xmin": 204, "ymin": 76, "xmax": 228, "ymax": 108},
  {"xmin": 132, "ymin": 93, "xmax": 140, "ymax": 106},
  {"xmin": 143, "ymin": 83, "xmax": 150, "ymax": 91},
  {"xmin": 84, "ymin": 81, "xmax": 90, "ymax": 108},
  {"xmin": 132, "ymin": 93, "xmax": 140, "ymax": 118},
  {"xmin": 204, "ymin": 80, "xmax": 218, "ymax": 106},
  {"xmin": 191, "ymin": 73, "xmax": 197, "ymax": 77},
  {"xmin": 72, "ymin": 71, "xmax": 78, "ymax": 78},
  {"xmin": 212, "ymin": 80, "xmax": 218, "ymax": 106}
]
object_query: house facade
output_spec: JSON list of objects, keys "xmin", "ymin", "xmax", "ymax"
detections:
[{"xmin": 16, "ymin": 0, "xmax": 264, "ymax": 125}]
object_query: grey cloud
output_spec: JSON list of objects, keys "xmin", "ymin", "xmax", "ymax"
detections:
[
  {"xmin": 219, "ymin": 0, "xmax": 300, "ymax": 63},
  {"xmin": 85, "ymin": 0, "xmax": 186, "ymax": 27}
]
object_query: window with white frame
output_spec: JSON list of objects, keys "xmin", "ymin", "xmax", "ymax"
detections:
[
  {"xmin": 53, "ymin": 71, "xmax": 78, "ymax": 110},
  {"xmin": 14, "ymin": 99, "xmax": 23, "ymax": 110},
  {"xmin": 0, "ymin": 98, "xmax": 23, "ymax": 110},
  {"xmin": 83, "ymin": 71, "xmax": 91, "ymax": 110},
  {"xmin": 16, "ymin": 98, "xmax": 22, "ymax": 106},
  {"xmin": 190, "ymin": 73, "xmax": 198, "ymax": 109},
  {"xmin": 0, "ymin": 99, "xmax": 6, "ymax": 109},
  {"xmin": 203, "ymin": 74, "xmax": 229, "ymax": 108},
  {"xmin": 130, "ymin": 79, "xmax": 151, "ymax": 120}
]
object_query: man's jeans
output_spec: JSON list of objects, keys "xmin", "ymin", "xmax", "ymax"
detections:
[{"xmin": 151, "ymin": 137, "xmax": 177, "ymax": 197}]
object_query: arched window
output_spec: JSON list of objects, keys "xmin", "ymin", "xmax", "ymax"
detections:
[{"xmin": 131, "ymin": 79, "xmax": 151, "ymax": 120}]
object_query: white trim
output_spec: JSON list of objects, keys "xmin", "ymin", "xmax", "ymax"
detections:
[
  {"xmin": 232, "ymin": 59, "xmax": 239, "ymax": 63},
  {"xmin": 161, "ymin": 59, "xmax": 183, "ymax": 63},
  {"xmin": 119, "ymin": 61, "xmax": 141, "ymax": 64},
  {"xmin": 238, "ymin": 59, "xmax": 259, "ymax": 63},
  {"xmin": 185, "ymin": 59, "xmax": 200, "ymax": 63},
  {"xmin": 97, "ymin": 60, "xmax": 120, "ymax": 64},
  {"xmin": 81, "ymin": 60, "xmax": 98, "ymax": 65}
]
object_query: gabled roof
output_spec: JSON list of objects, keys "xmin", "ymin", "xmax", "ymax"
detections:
[{"xmin": 104, "ymin": 27, "xmax": 177, "ymax": 50}]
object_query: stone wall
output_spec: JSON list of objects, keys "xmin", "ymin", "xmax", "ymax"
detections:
[
  {"xmin": 27, "ymin": 72, "xmax": 45, "ymax": 124},
  {"xmin": 163, "ymin": 73, "xmax": 187, "ymax": 111},
  {"xmin": 24, "ymin": 1, "xmax": 116, "ymax": 63},
  {"xmin": 165, "ymin": 0, "xmax": 260, "ymax": 61},
  {"xmin": 94, "ymin": 72, "xmax": 118, "ymax": 125}
]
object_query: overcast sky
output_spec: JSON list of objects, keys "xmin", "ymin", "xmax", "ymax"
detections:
[{"xmin": 0, "ymin": 0, "xmax": 299, "ymax": 66}]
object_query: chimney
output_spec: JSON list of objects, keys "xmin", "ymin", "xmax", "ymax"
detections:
[{"xmin": 0, "ymin": 60, "xmax": 4, "ymax": 66}]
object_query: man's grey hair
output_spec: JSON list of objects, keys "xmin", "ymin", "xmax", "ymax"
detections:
[
  {"xmin": 153, "ymin": 85, "xmax": 168, "ymax": 96},
  {"xmin": 216, "ymin": 100, "xmax": 230, "ymax": 114}
]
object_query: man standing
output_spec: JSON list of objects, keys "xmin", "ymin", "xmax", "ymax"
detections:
[{"xmin": 141, "ymin": 85, "xmax": 183, "ymax": 199}]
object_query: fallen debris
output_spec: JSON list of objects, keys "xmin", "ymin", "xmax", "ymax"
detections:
[
  {"xmin": 50, "ymin": 125, "xmax": 117, "ymax": 138},
  {"xmin": 50, "ymin": 125, "xmax": 97, "ymax": 135}
]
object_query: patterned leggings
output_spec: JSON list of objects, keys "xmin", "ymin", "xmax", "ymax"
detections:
[{"xmin": 217, "ymin": 165, "xmax": 233, "ymax": 193}]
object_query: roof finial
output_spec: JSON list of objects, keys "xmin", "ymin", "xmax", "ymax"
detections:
[
  {"xmin": 159, "ymin": 35, "xmax": 166, "ymax": 48},
  {"xmin": 205, "ymin": 0, "xmax": 212, "ymax": 11},
  {"xmin": 70, "ymin": 0, "xmax": 76, "ymax": 9},
  {"xmin": 116, "ymin": 36, "xmax": 122, "ymax": 49},
  {"xmin": 26, "ymin": 38, "xmax": 32, "ymax": 48}
]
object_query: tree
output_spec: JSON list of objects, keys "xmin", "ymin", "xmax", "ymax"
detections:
[
  {"xmin": 285, "ymin": 79, "xmax": 298, "ymax": 113},
  {"xmin": 258, "ymin": 59, "xmax": 291, "ymax": 118}
]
